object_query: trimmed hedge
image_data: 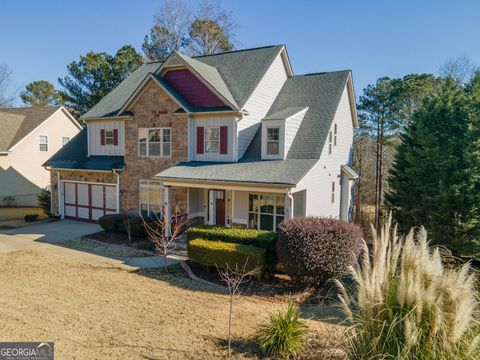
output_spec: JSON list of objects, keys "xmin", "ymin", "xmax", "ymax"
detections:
[
  {"xmin": 98, "ymin": 214, "xmax": 147, "ymax": 238},
  {"xmin": 187, "ymin": 238, "xmax": 266, "ymax": 272},
  {"xmin": 186, "ymin": 226, "xmax": 277, "ymax": 249},
  {"xmin": 277, "ymin": 217, "xmax": 363, "ymax": 287}
]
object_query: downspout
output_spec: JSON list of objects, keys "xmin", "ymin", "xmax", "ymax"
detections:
[
  {"xmin": 287, "ymin": 189, "xmax": 294, "ymax": 219},
  {"xmin": 57, "ymin": 171, "xmax": 61, "ymax": 218},
  {"xmin": 113, "ymin": 170, "xmax": 120, "ymax": 213}
]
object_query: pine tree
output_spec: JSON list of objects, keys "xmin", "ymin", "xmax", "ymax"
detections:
[{"xmin": 386, "ymin": 78, "xmax": 480, "ymax": 255}]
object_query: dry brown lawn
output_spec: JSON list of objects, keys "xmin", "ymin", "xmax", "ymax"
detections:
[{"xmin": 0, "ymin": 251, "xmax": 340, "ymax": 359}]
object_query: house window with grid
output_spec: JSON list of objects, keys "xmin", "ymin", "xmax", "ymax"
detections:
[
  {"xmin": 331, "ymin": 181, "xmax": 335, "ymax": 203},
  {"xmin": 248, "ymin": 194, "xmax": 285, "ymax": 231},
  {"xmin": 204, "ymin": 127, "xmax": 220, "ymax": 153},
  {"xmin": 138, "ymin": 128, "xmax": 171, "ymax": 157},
  {"xmin": 105, "ymin": 130, "xmax": 114, "ymax": 145},
  {"xmin": 334, "ymin": 123, "xmax": 337, "ymax": 146},
  {"xmin": 328, "ymin": 131, "xmax": 333, "ymax": 155},
  {"xmin": 267, "ymin": 127, "xmax": 280, "ymax": 155},
  {"xmin": 39, "ymin": 135, "xmax": 48, "ymax": 151},
  {"xmin": 139, "ymin": 180, "xmax": 163, "ymax": 217},
  {"xmin": 62, "ymin": 137, "xmax": 70, "ymax": 146}
]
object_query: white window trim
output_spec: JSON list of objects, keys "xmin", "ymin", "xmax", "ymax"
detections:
[
  {"xmin": 39, "ymin": 135, "xmax": 48, "ymax": 152},
  {"xmin": 331, "ymin": 181, "xmax": 335, "ymax": 203},
  {"xmin": 204, "ymin": 126, "xmax": 220, "ymax": 154},
  {"xmin": 248, "ymin": 193, "xmax": 285, "ymax": 231},
  {"xmin": 139, "ymin": 180, "xmax": 164, "ymax": 217},
  {"xmin": 333, "ymin": 123, "xmax": 338, "ymax": 146},
  {"xmin": 266, "ymin": 126, "xmax": 280, "ymax": 155},
  {"xmin": 138, "ymin": 127, "xmax": 172, "ymax": 157},
  {"xmin": 105, "ymin": 130, "xmax": 114, "ymax": 145}
]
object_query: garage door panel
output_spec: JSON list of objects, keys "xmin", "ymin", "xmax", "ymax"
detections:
[
  {"xmin": 92, "ymin": 209, "xmax": 105, "ymax": 221},
  {"xmin": 91, "ymin": 185, "xmax": 104, "ymax": 208},
  {"xmin": 105, "ymin": 187, "xmax": 116, "ymax": 210},
  {"xmin": 63, "ymin": 182, "xmax": 117, "ymax": 222},
  {"xmin": 77, "ymin": 184, "xmax": 89, "ymax": 206},
  {"xmin": 65, "ymin": 183, "xmax": 76, "ymax": 204},
  {"xmin": 65, "ymin": 205, "xmax": 76, "ymax": 217}
]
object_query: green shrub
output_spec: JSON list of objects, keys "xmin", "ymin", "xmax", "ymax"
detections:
[
  {"xmin": 24, "ymin": 214, "xmax": 39, "ymax": 222},
  {"xmin": 37, "ymin": 186, "xmax": 51, "ymax": 216},
  {"xmin": 98, "ymin": 214, "xmax": 122, "ymax": 232},
  {"xmin": 186, "ymin": 226, "xmax": 276, "ymax": 249},
  {"xmin": 187, "ymin": 238, "xmax": 266, "ymax": 272},
  {"xmin": 257, "ymin": 300, "xmax": 308, "ymax": 358},
  {"xmin": 337, "ymin": 216, "xmax": 480, "ymax": 359}
]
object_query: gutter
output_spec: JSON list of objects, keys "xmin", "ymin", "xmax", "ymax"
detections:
[{"xmin": 112, "ymin": 169, "xmax": 120, "ymax": 213}]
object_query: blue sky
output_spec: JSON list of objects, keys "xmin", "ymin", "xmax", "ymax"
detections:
[{"xmin": 1, "ymin": 0, "xmax": 479, "ymax": 104}]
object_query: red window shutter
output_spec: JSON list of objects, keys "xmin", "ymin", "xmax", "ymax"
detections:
[
  {"xmin": 197, "ymin": 127, "xmax": 204, "ymax": 154},
  {"xmin": 100, "ymin": 129, "xmax": 105, "ymax": 145},
  {"xmin": 113, "ymin": 129, "xmax": 118, "ymax": 145},
  {"xmin": 220, "ymin": 126, "xmax": 228, "ymax": 154}
]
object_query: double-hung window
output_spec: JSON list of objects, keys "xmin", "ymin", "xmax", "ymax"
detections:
[
  {"xmin": 333, "ymin": 123, "xmax": 337, "ymax": 146},
  {"xmin": 39, "ymin": 135, "xmax": 48, "ymax": 151},
  {"xmin": 105, "ymin": 130, "xmax": 114, "ymax": 145},
  {"xmin": 248, "ymin": 194, "xmax": 285, "ymax": 231},
  {"xmin": 138, "ymin": 128, "xmax": 171, "ymax": 157},
  {"xmin": 204, "ymin": 127, "xmax": 220, "ymax": 153},
  {"xmin": 139, "ymin": 180, "xmax": 163, "ymax": 217},
  {"xmin": 331, "ymin": 181, "xmax": 335, "ymax": 203},
  {"xmin": 328, "ymin": 131, "xmax": 333, "ymax": 155},
  {"xmin": 267, "ymin": 127, "xmax": 280, "ymax": 155}
]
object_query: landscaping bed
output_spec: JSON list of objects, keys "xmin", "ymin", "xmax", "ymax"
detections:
[
  {"xmin": 83, "ymin": 230, "xmax": 155, "ymax": 253},
  {"xmin": 61, "ymin": 237, "xmax": 154, "ymax": 258}
]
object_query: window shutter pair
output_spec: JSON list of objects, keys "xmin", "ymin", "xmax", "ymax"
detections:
[
  {"xmin": 100, "ymin": 129, "xmax": 119, "ymax": 146},
  {"xmin": 196, "ymin": 126, "xmax": 228, "ymax": 154}
]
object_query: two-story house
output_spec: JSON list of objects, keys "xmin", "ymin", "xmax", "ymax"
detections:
[
  {"xmin": 0, "ymin": 106, "xmax": 81, "ymax": 206},
  {"xmin": 45, "ymin": 45, "xmax": 358, "ymax": 230}
]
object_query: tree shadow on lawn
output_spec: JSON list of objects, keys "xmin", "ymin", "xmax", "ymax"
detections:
[{"xmin": 134, "ymin": 265, "xmax": 345, "ymax": 325}]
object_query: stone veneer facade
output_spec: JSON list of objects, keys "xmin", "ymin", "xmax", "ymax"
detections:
[{"xmin": 51, "ymin": 81, "xmax": 189, "ymax": 217}]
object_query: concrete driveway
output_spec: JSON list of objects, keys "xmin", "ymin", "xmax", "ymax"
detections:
[{"xmin": 0, "ymin": 219, "xmax": 178, "ymax": 269}]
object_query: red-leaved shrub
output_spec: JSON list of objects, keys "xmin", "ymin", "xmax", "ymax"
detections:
[{"xmin": 277, "ymin": 217, "xmax": 363, "ymax": 287}]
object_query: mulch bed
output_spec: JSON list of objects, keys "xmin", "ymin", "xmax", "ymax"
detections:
[
  {"xmin": 185, "ymin": 260, "xmax": 340, "ymax": 305},
  {"xmin": 83, "ymin": 231, "xmax": 155, "ymax": 253}
]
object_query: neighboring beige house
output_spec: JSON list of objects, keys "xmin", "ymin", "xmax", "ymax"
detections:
[
  {"xmin": 46, "ymin": 45, "xmax": 358, "ymax": 229},
  {"xmin": 0, "ymin": 106, "xmax": 81, "ymax": 206}
]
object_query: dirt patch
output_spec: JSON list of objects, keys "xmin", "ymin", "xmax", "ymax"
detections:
[
  {"xmin": 0, "ymin": 251, "xmax": 343, "ymax": 359},
  {"xmin": 84, "ymin": 230, "xmax": 155, "ymax": 252},
  {"xmin": 60, "ymin": 238, "xmax": 154, "ymax": 258}
]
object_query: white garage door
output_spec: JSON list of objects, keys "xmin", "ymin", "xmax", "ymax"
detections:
[{"xmin": 64, "ymin": 182, "xmax": 117, "ymax": 222}]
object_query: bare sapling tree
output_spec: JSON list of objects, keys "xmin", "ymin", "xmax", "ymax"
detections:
[
  {"xmin": 142, "ymin": 205, "xmax": 186, "ymax": 273},
  {"xmin": 120, "ymin": 209, "xmax": 135, "ymax": 242},
  {"xmin": 218, "ymin": 261, "xmax": 260, "ymax": 358}
]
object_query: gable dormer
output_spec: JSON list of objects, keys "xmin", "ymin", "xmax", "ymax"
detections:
[{"xmin": 261, "ymin": 107, "xmax": 308, "ymax": 160}]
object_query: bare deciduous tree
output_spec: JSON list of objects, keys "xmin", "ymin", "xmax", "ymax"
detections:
[
  {"xmin": 0, "ymin": 64, "xmax": 16, "ymax": 107},
  {"xmin": 439, "ymin": 55, "xmax": 479, "ymax": 85},
  {"xmin": 218, "ymin": 262, "xmax": 259, "ymax": 358},
  {"xmin": 120, "ymin": 209, "xmax": 135, "ymax": 243},
  {"xmin": 142, "ymin": 206, "xmax": 186, "ymax": 273},
  {"xmin": 188, "ymin": 0, "xmax": 236, "ymax": 56}
]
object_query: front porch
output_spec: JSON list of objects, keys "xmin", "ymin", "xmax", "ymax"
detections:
[{"xmin": 143, "ymin": 180, "xmax": 297, "ymax": 232}]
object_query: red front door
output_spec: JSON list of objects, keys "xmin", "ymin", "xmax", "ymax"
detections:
[{"xmin": 215, "ymin": 191, "xmax": 225, "ymax": 225}]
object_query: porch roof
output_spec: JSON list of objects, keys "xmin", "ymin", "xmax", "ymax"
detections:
[{"xmin": 154, "ymin": 158, "xmax": 316, "ymax": 186}]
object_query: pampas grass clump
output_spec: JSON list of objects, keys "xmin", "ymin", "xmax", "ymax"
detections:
[{"xmin": 337, "ymin": 215, "xmax": 480, "ymax": 359}]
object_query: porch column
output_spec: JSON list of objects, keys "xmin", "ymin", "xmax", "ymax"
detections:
[
  {"xmin": 163, "ymin": 186, "xmax": 171, "ymax": 236},
  {"xmin": 285, "ymin": 190, "xmax": 293, "ymax": 219},
  {"xmin": 208, "ymin": 190, "xmax": 215, "ymax": 225}
]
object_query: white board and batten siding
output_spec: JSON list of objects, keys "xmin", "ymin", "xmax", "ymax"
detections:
[
  {"xmin": 87, "ymin": 119, "xmax": 125, "ymax": 156},
  {"xmin": 237, "ymin": 53, "xmax": 289, "ymax": 161},
  {"xmin": 189, "ymin": 116, "xmax": 237, "ymax": 162},
  {"xmin": 293, "ymin": 85, "xmax": 354, "ymax": 219}
]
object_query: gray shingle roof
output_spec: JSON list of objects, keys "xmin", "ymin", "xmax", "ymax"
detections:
[
  {"xmin": 81, "ymin": 45, "xmax": 284, "ymax": 120},
  {"xmin": 264, "ymin": 106, "xmax": 308, "ymax": 120},
  {"xmin": 43, "ymin": 129, "xmax": 124, "ymax": 171},
  {"xmin": 0, "ymin": 106, "xmax": 62, "ymax": 151},
  {"xmin": 155, "ymin": 71, "xmax": 351, "ymax": 185}
]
